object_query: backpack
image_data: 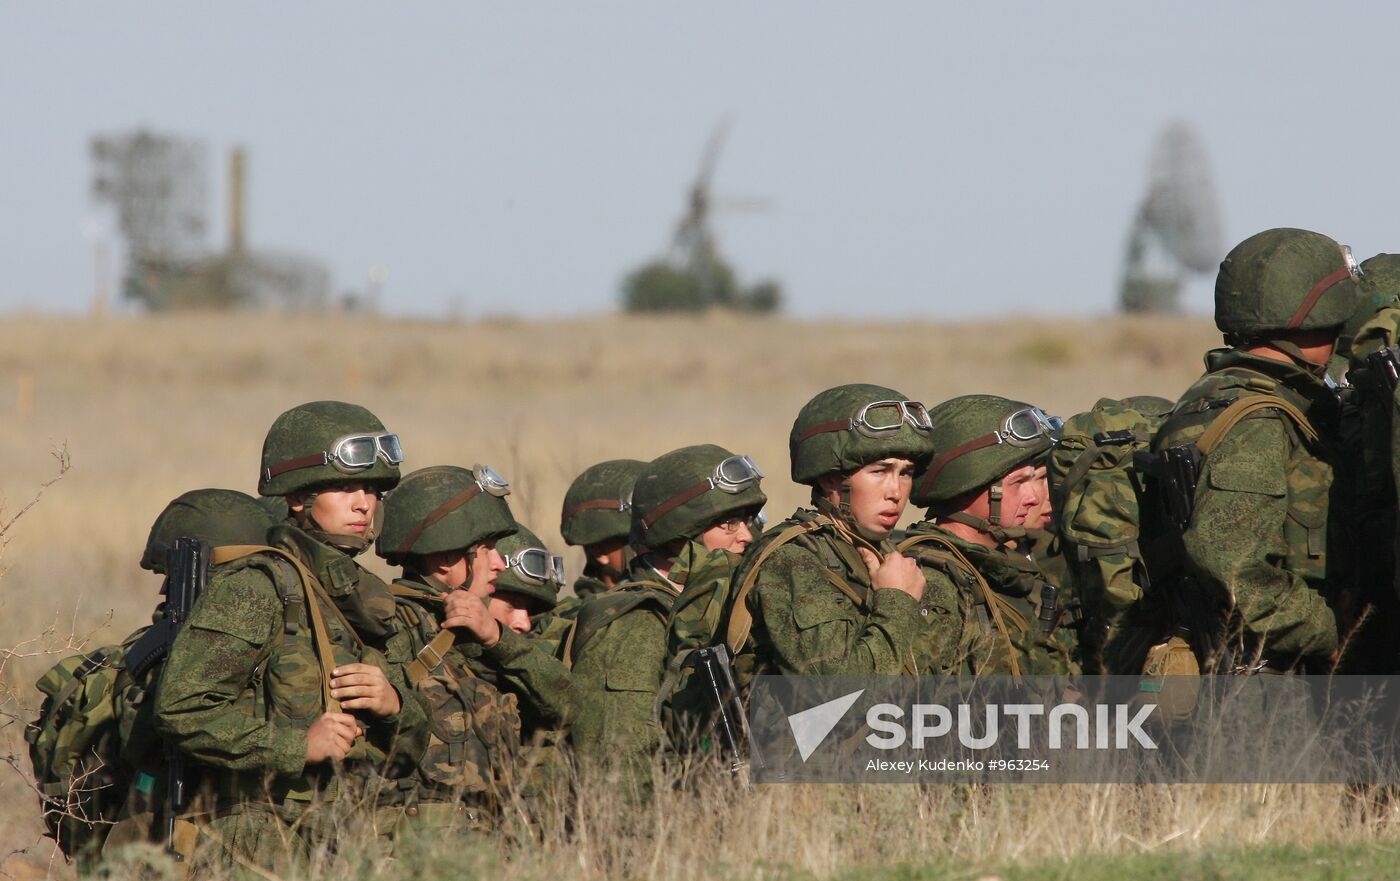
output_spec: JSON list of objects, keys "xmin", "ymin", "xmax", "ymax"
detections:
[
  {"xmin": 1047, "ymin": 396, "xmax": 1173, "ymax": 672},
  {"xmin": 24, "ymin": 630, "xmax": 151, "ymax": 865}
]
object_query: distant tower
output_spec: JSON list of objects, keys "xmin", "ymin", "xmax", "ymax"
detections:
[{"xmin": 1119, "ymin": 123, "xmax": 1224, "ymax": 313}]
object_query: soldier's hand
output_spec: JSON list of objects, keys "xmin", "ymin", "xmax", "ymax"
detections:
[
  {"xmin": 329, "ymin": 663, "xmax": 402, "ymax": 718},
  {"xmin": 305, "ymin": 712, "xmax": 360, "ymax": 764},
  {"xmin": 860, "ymin": 548, "xmax": 925, "ymax": 602},
  {"xmin": 442, "ymin": 589, "xmax": 502, "ymax": 648}
]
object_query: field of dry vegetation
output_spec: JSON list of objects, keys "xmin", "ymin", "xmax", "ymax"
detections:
[{"xmin": 2, "ymin": 311, "xmax": 1396, "ymax": 879}]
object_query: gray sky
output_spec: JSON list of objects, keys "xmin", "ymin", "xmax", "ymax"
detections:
[{"xmin": 2, "ymin": 3, "xmax": 1396, "ymax": 319}]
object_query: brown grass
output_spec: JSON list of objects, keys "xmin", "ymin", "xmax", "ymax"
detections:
[{"xmin": 0, "ymin": 311, "xmax": 1287, "ymax": 876}]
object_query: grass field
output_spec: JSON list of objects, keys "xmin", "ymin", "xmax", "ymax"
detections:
[{"xmin": 6, "ymin": 311, "xmax": 1394, "ymax": 880}]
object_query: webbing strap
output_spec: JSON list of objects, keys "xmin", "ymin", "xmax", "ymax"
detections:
[
  {"xmin": 211, "ymin": 544, "xmax": 340, "ymax": 712},
  {"xmin": 897, "ymin": 533, "xmax": 1022, "ymax": 682},
  {"xmin": 561, "ymin": 619, "xmax": 580, "ymax": 671},
  {"xmin": 396, "ymin": 485, "xmax": 482, "ymax": 555},
  {"xmin": 406, "ymin": 629, "xmax": 456, "ymax": 685},
  {"xmin": 1195, "ymin": 394, "xmax": 1318, "ymax": 456},
  {"xmin": 724, "ymin": 521, "xmax": 824, "ymax": 653},
  {"xmin": 1287, "ymin": 267, "xmax": 1351, "ymax": 329}
]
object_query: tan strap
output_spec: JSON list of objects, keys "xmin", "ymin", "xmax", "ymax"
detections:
[
  {"xmin": 560, "ymin": 619, "xmax": 580, "ymax": 671},
  {"xmin": 724, "ymin": 520, "xmax": 824, "ymax": 652},
  {"xmin": 210, "ymin": 544, "xmax": 340, "ymax": 712},
  {"xmin": 1196, "ymin": 393, "xmax": 1318, "ymax": 457},
  {"xmin": 896, "ymin": 533, "xmax": 1022, "ymax": 681},
  {"xmin": 1287, "ymin": 267, "xmax": 1352, "ymax": 329},
  {"xmin": 406, "ymin": 628, "xmax": 456, "ymax": 685}
]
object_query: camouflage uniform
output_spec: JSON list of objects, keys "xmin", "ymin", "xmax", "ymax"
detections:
[
  {"xmin": 905, "ymin": 394, "xmax": 1077, "ymax": 677},
  {"xmin": 155, "ymin": 403, "xmax": 429, "ymax": 875},
  {"xmin": 1154, "ymin": 229, "xmax": 1361, "ymax": 671},
  {"xmin": 570, "ymin": 445, "xmax": 764, "ymax": 775},
  {"xmin": 377, "ymin": 465, "xmax": 534, "ymax": 832},
  {"xmin": 722, "ymin": 385, "xmax": 935, "ymax": 689}
]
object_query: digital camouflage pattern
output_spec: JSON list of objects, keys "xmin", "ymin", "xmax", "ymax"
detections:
[
  {"xmin": 899, "ymin": 522, "xmax": 1078, "ymax": 676},
  {"xmin": 560, "ymin": 458, "xmax": 646, "ymax": 548},
  {"xmin": 155, "ymin": 527, "xmax": 430, "ymax": 873},
  {"xmin": 1047, "ymin": 396, "xmax": 1173, "ymax": 671},
  {"xmin": 1214, "ymin": 228, "xmax": 1361, "ymax": 338},
  {"xmin": 378, "ymin": 465, "xmax": 516, "ymax": 561},
  {"xmin": 388, "ymin": 575, "xmax": 523, "ymax": 828},
  {"xmin": 139, "ymin": 488, "xmax": 275, "ymax": 573},
  {"xmin": 721, "ymin": 507, "xmax": 922, "ymax": 692},
  {"xmin": 1152, "ymin": 349, "xmax": 1344, "ymax": 668},
  {"xmin": 630, "ymin": 444, "xmax": 766, "ymax": 549},
  {"xmin": 911, "ymin": 394, "xmax": 1052, "ymax": 507},
  {"xmin": 788, "ymin": 383, "xmax": 935, "ymax": 485},
  {"xmin": 258, "ymin": 400, "xmax": 401, "ymax": 497},
  {"xmin": 493, "ymin": 522, "xmax": 563, "ymax": 611},
  {"xmin": 567, "ymin": 571, "xmax": 676, "ymax": 773}
]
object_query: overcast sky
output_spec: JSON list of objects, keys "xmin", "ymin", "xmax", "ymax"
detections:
[{"xmin": 3, "ymin": 3, "xmax": 1396, "ymax": 319}]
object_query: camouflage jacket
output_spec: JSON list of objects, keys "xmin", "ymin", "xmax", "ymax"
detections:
[
  {"xmin": 723, "ymin": 507, "xmax": 922, "ymax": 687},
  {"xmin": 567, "ymin": 544, "xmax": 722, "ymax": 767},
  {"xmin": 571, "ymin": 574, "xmax": 611, "ymax": 602},
  {"xmin": 900, "ymin": 522, "xmax": 1078, "ymax": 676},
  {"xmin": 272, "ymin": 523, "xmax": 403, "ymax": 651},
  {"xmin": 1154, "ymin": 348, "xmax": 1344, "ymax": 665},
  {"xmin": 389, "ymin": 575, "xmax": 524, "ymax": 806},
  {"xmin": 154, "ymin": 536, "xmax": 429, "ymax": 808}
]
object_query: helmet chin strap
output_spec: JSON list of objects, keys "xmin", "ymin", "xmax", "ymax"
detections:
[
  {"xmin": 941, "ymin": 480, "xmax": 1025, "ymax": 545},
  {"xmin": 815, "ymin": 483, "xmax": 885, "ymax": 548}
]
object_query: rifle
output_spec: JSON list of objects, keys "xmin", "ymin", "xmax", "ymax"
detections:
[
  {"xmin": 685, "ymin": 645, "xmax": 764, "ymax": 772},
  {"xmin": 160, "ymin": 536, "xmax": 209, "ymax": 861}
]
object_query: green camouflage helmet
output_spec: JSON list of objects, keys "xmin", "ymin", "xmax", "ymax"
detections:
[
  {"xmin": 140, "ymin": 488, "xmax": 277, "ymax": 573},
  {"xmin": 789, "ymin": 383, "xmax": 936, "ymax": 485},
  {"xmin": 559, "ymin": 458, "xmax": 647, "ymax": 547},
  {"xmin": 258, "ymin": 401, "xmax": 403, "ymax": 497},
  {"xmin": 631, "ymin": 444, "xmax": 767, "ymax": 549},
  {"xmin": 377, "ymin": 465, "xmax": 516, "ymax": 562},
  {"xmin": 493, "ymin": 522, "xmax": 564, "ymax": 611},
  {"xmin": 1339, "ymin": 253, "xmax": 1400, "ymax": 356},
  {"xmin": 1215, "ymin": 228, "xmax": 1362, "ymax": 338},
  {"xmin": 912, "ymin": 394, "xmax": 1058, "ymax": 507}
]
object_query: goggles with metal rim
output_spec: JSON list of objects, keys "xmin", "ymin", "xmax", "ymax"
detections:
[
  {"xmin": 917, "ymin": 407, "xmax": 1062, "ymax": 496},
  {"xmin": 264, "ymin": 431, "xmax": 404, "ymax": 486},
  {"xmin": 796, "ymin": 400, "xmax": 933, "ymax": 443},
  {"xmin": 641, "ymin": 455, "xmax": 764, "ymax": 532},
  {"xmin": 503, "ymin": 548, "xmax": 566, "ymax": 587},
  {"xmin": 392, "ymin": 463, "xmax": 511, "ymax": 556}
]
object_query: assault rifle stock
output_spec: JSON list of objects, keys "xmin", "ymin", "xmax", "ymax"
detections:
[{"xmin": 160, "ymin": 536, "xmax": 209, "ymax": 860}]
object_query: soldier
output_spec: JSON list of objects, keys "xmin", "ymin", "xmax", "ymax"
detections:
[
  {"xmin": 1152, "ymin": 227, "xmax": 1361, "ymax": 673},
  {"xmin": 155, "ymin": 402, "xmax": 429, "ymax": 875},
  {"xmin": 557, "ymin": 459, "xmax": 647, "ymax": 614},
  {"xmin": 900, "ymin": 395, "xmax": 1078, "ymax": 676},
  {"xmin": 377, "ymin": 464, "xmax": 542, "ymax": 833},
  {"xmin": 568, "ymin": 444, "xmax": 765, "ymax": 777},
  {"xmin": 719, "ymin": 384, "xmax": 933, "ymax": 688}
]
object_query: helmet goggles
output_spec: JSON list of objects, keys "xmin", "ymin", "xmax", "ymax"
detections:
[
  {"xmin": 471, "ymin": 463, "xmax": 511, "ymax": 497},
  {"xmin": 917, "ymin": 407, "xmax": 1062, "ymax": 497},
  {"xmin": 797, "ymin": 399, "xmax": 932, "ymax": 443},
  {"xmin": 503, "ymin": 547, "xmax": 566, "ymax": 587},
  {"xmin": 264, "ymin": 431, "xmax": 404, "ymax": 486},
  {"xmin": 640, "ymin": 454, "xmax": 764, "ymax": 533}
]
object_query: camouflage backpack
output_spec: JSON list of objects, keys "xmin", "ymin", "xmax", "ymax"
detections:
[
  {"xmin": 1047, "ymin": 396, "xmax": 1173, "ymax": 672},
  {"xmin": 24, "ymin": 631, "xmax": 152, "ymax": 866}
]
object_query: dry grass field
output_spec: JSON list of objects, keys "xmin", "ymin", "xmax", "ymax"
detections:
[{"xmin": 4, "ymin": 311, "xmax": 1396, "ymax": 879}]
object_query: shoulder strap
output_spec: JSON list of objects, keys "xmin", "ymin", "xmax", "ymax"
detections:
[
  {"xmin": 385, "ymin": 582, "xmax": 466, "ymax": 686},
  {"xmin": 566, "ymin": 587, "xmax": 668, "ymax": 668},
  {"xmin": 1196, "ymin": 393, "xmax": 1319, "ymax": 456},
  {"xmin": 210, "ymin": 544, "xmax": 340, "ymax": 712},
  {"xmin": 896, "ymin": 532, "xmax": 1023, "ymax": 682},
  {"xmin": 724, "ymin": 520, "xmax": 825, "ymax": 653}
]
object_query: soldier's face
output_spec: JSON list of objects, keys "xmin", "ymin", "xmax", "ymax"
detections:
[
  {"xmin": 488, "ymin": 592, "xmax": 536, "ymax": 634},
  {"xmin": 464, "ymin": 541, "xmax": 506, "ymax": 599},
  {"xmin": 700, "ymin": 514, "xmax": 754, "ymax": 554},
  {"xmin": 292, "ymin": 483, "xmax": 378, "ymax": 536},
  {"xmin": 831, "ymin": 457, "xmax": 916, "ymax": 540},
  {"xmin": 976, "ymin": 464, "xmax": 1042, "ymax": 529},
  {"xmin": 1022, "ymin": 465, "xmax": 1052, "ymax": 529}
]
